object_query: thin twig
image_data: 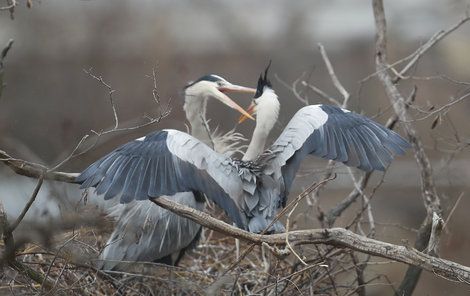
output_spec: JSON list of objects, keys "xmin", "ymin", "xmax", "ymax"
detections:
[
  {"xmin": 0, "ymin": 39, "xmax": 13, "ymax": 61},
  {"xmin": 318, "ymin": 43, "xmax": 350, "ymax": 107},
  {"xmin": 40, "ymin": 234, "xmax": 78, "ymax": 293},
  {"xmin": 394, "ymin": 13, "xmax": 470, "ymax": 83},
  {"xmin": 285, "ymin": 200, "xmax": 307, "ymax": 266},
  {"xmin": 220, "ymin": 175, "xmax": 336, "ymax": 275},
  {"xmin": 404, "ymin": 91, "xmax": 470, "ymax": 122},
  {"xmin": 83, "ymin": 68, "xmax": 119, "ymax": 130},
  {"xmin": 443, "ymin": 192, "xmax": 464, "ymax": 229},
  {"xmin": 359, "ymin": 12, "xmax": 470, "ymax": 85},
  {"xmin": 0, "ymin": 39, "xmax": 14, "ymax": 100},
  {"xmin": 7, "ymin": 173, "xmax": 44, "ymax": 233},
  {"xmin": 49, "ymin": 135, "xmax": 89, "ymax": 171},
  {"xmin": 301, "ymin": 80, "xmax": 340, "ymax": 106}
]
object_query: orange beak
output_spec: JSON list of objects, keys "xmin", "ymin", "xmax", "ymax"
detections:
[
  {"xmin": 238, "ymin": 102, "xmax": 256, "ymax": 124},
  {"xmin": 215, "ymin": 83, "xmax": 256, "ymax": 121}
]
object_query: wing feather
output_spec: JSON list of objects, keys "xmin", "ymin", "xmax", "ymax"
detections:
[
  {"xmin": 76, "ymin": 129, "xmax": 248, "ymax": 229},
  {"xmin": 260, "ymin": 104, "xmax": 410, "ymax": 195},
  {"xmin": 99, "ymin": 193, "xmax": 203, "ymax": 270}
]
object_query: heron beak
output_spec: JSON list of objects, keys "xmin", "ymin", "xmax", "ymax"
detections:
[
  {"xmin": 238, "ymin": 102, "xmax": 256, "ymax": 124},
  {"xmin": 218, "ymin": 92, "xmax": 255, "ymax": 121},
  {"xmin": 218, "ymin": 84, "xmax": 257, "ymax": 94}
]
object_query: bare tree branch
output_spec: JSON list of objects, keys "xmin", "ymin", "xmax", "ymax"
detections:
[
  {"xmin": 151, "ymin": 196, "xmax": 470, "ymax": 285},
  {"xmin": 7, "ymin": 173, "xmax": 44, "ymax": 233},
  {"xmin": 393, "ymin": 12, "xmax": 470, "ymax": 83},
  {"xmin": 220, "ymin": 176, "xmax": 336, "ymax": 276},
  {"xmin": 2, "ymin": 144, "xmax": 470, "ymax": 288},
  {"xmin": 318, "ymin": 43, "xmax": 350, "ymax": 107},
  {"xmin": 405, "ymin": 91, "xmax": 470, "ymax": 123},
  {"xmin": 0, "ymin": 149, "xmax": 78, "ymax": 183},
  {"xmin": 373, "ymin": 0, "xmax": 441, "ymax": 222},
  {"xmin": 83, "ymin": 68, "xmax": 119, "ymax": 130},
  {"xmin": 0, "ymin": 0, "xmax": 15, "ymax": 19},
  {"xmin": 372, "ymin": 0, "xmax": 444, "ymax": 294},
  {"xmin": 300, "ymin": 80, "xmax": 340, "ymax": 106},
  {"xmin": 0, "ymin": 39, "xmax": 13, "ymax": 100},
  {"xmin": 360, "ymin": 12, "xmax": 470, "ymax": 85}
]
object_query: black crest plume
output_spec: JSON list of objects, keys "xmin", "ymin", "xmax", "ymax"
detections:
[{"xmin": 254, "ymin": 60, "xmax": 272, "ymax": 98}]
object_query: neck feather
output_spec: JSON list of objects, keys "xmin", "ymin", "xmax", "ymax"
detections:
[
  {"xmin": 242, "ymin": 88, "xmax": 280, "ymax": 161},
  {"xmin": 243, "ymin": 126, "xmax": 269, "ymax": 161},
  {"xmin": 183, "ymin": 94, "xmax": 214, "ymax": 149}
]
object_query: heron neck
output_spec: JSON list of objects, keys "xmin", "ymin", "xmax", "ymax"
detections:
[
  {"xmin": 183, "ymin": 94, "xmax": 214, "ymax": 149},
  {"xmin": 243, "ymin": 125, "xmax": 269, "ymax": 161},
  {"xmin": 242, "ymin": 89, "xmax": 280, "ymax": 161}
]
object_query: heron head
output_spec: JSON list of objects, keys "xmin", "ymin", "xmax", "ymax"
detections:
[
  {"xmin": 184, "ymin": 74, "xmax": 256, "ymax": 120},
  {"xmin": 239, "ymin": 61, "xmax": 279, "ymax": 124}
]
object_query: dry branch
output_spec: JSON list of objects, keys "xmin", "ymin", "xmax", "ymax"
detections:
[
  {"xmin": 0, "ymin": 149, "xmax": 77, "ymax": 183},
  {"xmin": 318, "ymin": 43, "xmax": 350, "ymax": 107},
  {"xmin": 0, "ymin": 39, "xmax": 13, "ymax": 99},
  {"xmin": 151, "ymin": 196, "xmax": 470, "ymax": 284},
  {"xmin": 0, "ymin": 0, "xmax": 15, "ymax": 19},
  {"xmin": 7, "ymin": 173, "xmax": 44, "ymax": 233},
  {"xmin": 3, "ymin": 140, "xmax": 470, "ymax": 287},
  {"xmin": 372, "ymin": 0, "xmax": 451, "ymax": 294}
]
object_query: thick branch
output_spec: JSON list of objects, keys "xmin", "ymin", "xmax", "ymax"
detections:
[
  {"xmin": 151, "ymin": 197, "xmax": 470, "ymax": 285},
  {"xmin": 372, "ymin": 0, "xmax": 441, "ymax": 222},
  {"xmin": 372, "ymin": 0, "xmax": 443, "ymax": 294},
  {"xmin": 0, "ymin": 149, "xmax": 78, "ymax": 183},
  {"xmin": 2, "ymin": 149, "xmax": 470, "ymax": 285}
]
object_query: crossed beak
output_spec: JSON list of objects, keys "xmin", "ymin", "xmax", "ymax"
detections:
[
  {"xmin": 217, "ymin": 84, "xmax": 256, "ymax": 121},
  {"xmin": 238, "ymin": 102, "xmax": 256, "ymax": 124}
]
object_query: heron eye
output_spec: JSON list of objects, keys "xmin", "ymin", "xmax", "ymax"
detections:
[{"xmin": 217, "ymin": 81, "xmax": 224, "ymax": 87}]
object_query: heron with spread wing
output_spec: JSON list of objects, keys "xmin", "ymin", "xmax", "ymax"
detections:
[
  {"xmin": 77, "ymin": 64, "xmax": 410, "ymax": 240},
  {"xmin": 97, "ymin": 75, "xmax": 255, "ymax": 270}
]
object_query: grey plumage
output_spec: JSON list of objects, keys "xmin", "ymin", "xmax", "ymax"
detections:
[
  {"xmin": 77, "ymin": 107, "xmax": 409, "ymax": 234},
  {"xmin": 88, "ymin": 74, "xmax": 255, "ymax": 270},
  {"xmin": 77, "ymin": 130, "xmax": 248, "ymax": 229},
  {"xmin": 250, "ymin": 104, "xmax": 410, "ymax": 231},
  {"xmin": 99, "ymin": 129, "xmax": 247, "ymax": 270},
  {"xmin": 99, "ymin": 192, "xmax": 204, "ymax": 270},
  {"xmin": 77, "ymin": 69, "xmax": 410, "ymax": 246},
  {"xmin": 260, "ymin": 104, "xmax": 410, "ymax": 199}
]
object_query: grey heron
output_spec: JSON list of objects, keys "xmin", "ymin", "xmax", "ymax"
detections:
[
  {"xmin": 97, "ymin": 74, "xmax": 256, "ymax": 270},
  {"xmin": 77, "ymin": 64, "xmax": 410, "ymax": 238}
]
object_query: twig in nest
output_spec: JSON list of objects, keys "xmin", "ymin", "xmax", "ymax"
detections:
[{"xmin": 221, "ymin": 174, "xmax": 336, "ymax": 275}]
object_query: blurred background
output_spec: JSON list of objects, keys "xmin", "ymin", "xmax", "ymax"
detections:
[{"xmin": 1, "ymin": 0, "xmax": 470, "ymax": 294}]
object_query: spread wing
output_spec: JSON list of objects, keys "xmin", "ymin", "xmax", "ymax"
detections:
[
  {"xmin": 261, "ymin": 104, "xmax": 410, "ymax": 194},
  {"xmin": 76, "ymin": 129, "xmax": 247, "ymax": 228}
]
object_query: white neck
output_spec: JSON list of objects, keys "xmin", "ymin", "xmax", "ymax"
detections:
[
  {"xmin": 242, "ymin": 88, "xmax": 280, "ymax": 161},
  {"xmin": 183, "ymin": 93, "xmax": 214, "ymax": 149}
]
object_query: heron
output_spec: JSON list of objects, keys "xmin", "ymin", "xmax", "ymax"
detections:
[
  {"xmin": 97, "ymin": 74, "xmax": 256, "ymax": 270},
  {"xmin": 77, "ymin": 64, "xmax": 410, "ymax": 238}
]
